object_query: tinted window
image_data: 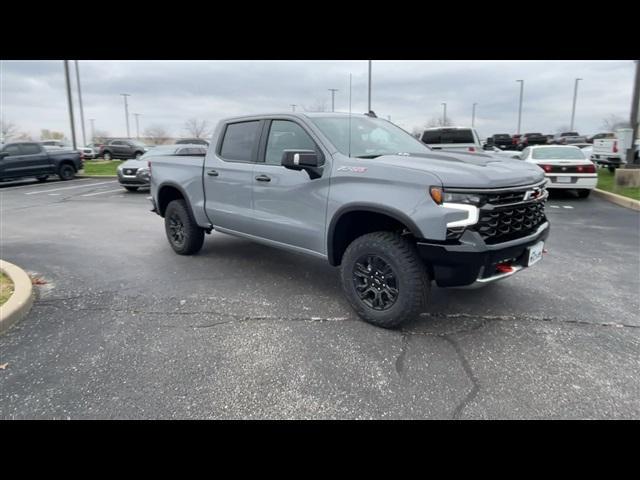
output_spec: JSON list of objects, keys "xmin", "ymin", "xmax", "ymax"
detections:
[
  {"xmin": 265, "ymin": 121, "xmax": 317, "ymax": 165},
  {"xmin": 112, "ymin": 141, "xmax": 123, "ymax": 145},
  {"xmin": 20, "ymin": 144, "xmax": 42, "ymax": 155},
  {"xmin": 421, "ymin": 129, "xmax": 474, "ymax": 144},
  {"xmin": 561, "ymin": 132, "xmax": 579, "ymax": 137},
  {"xmin": 220, "ymin": 121, "xmax": 260, "ymax": 161},
  {"xmin": 3, "ymin": 144, "xmax": 21, "ymax": 156}
]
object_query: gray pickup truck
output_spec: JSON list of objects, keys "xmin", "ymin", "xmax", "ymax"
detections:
[{"xmin": 150, "ymin": 113, "xmax": 550, "ymax": 328}]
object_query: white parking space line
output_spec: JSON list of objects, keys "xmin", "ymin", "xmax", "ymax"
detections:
[
  {"xmin": 550, "ymin": 205, "xmax": 560, "ymax": 208},
  {"xmin": 80, "ymin": 188, "xmax": 125, "ymax": 197},
  {"xmin": 563, "ymin": 206, "xmax": 574, "ymax": 209},
  {"xmin": 0, "ymin": 178, "xmax": 96, "ymax": 192},
  {"xmin": 24, "ymin": 181, "xmax": 117, "ymax": 195}
]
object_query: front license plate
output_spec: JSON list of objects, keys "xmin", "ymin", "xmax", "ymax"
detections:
[
  {"xmin": 528, "ymin": 241, "xmax": 544, "ymax": 267},
  {"xmin": 556, "ymin": 176, "xmax": 572, "ymax": 183}
]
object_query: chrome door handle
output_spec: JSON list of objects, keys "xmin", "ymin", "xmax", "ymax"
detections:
[
  {"xmin": 255, "ymin": 175, "xmax": 271, "ymax": 182},
  {"xmin": 207, "ymin": 170, "xmax": 219, "ymax": 177}
]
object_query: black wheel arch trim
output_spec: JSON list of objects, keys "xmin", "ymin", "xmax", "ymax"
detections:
[
  {"xmin": 156, "ymin": 182, "xmax": 198, "ymax": 221},
  {"xmin": 327, "ymin": 204, "xmax": 424, "ymax": 266}
]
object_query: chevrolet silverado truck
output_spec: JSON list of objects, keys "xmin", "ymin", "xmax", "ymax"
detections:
[
  {"xmin": 0, "ymin": 141, "xmax": 83, "ymax": 182},
  {"xmin": 150, "ymin": 113, "xmax": 550, "ymax": 328}
]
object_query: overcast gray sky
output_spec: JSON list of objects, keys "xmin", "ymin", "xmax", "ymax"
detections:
[{"xmin": 1, "ymin": 60, "xmax": 635, "ymax": 142}]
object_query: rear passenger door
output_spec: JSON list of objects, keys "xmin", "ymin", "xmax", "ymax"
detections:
[{"xmin": 203, "ymin": 120, "xmax": 261, "ymax": 234}]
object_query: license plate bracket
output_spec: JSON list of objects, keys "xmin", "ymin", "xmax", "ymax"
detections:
[{"xmin": 527, "ymin": 241, "xmax": 544, "ymax": 267}]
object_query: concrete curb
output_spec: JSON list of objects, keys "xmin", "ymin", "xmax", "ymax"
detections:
[
  {"xmin": 592, "ymin": 189, "xmax": 640, "ymax": 211},
  {"xmin": 76, "ymin": 175, "xmax": 118, "ymax": 179},
  {"xmin": 0, "ymin": 260, "xmax": 34, "ymax": 335}
]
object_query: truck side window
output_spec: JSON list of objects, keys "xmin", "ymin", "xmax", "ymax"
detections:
[
  {"xmin": 21, "ymin": 144, "xmax": 42, "ymax": 155},
  {"xmin": 220, "ymin": 121, "xmax": 260, "ymax": 162},
  {"xmin": 3, "ymin": 144, "xmax": 21, "ymax": 156},
  {"xmin": 265, "ymin": 120, "xmax": 317, "ymax": 165}
]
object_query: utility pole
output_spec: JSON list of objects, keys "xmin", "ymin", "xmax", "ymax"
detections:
[
  {"xmin": 367, "ymin": 60, "xmax": 372, "ymax": 112},
  {"xmin": 570, "ymin": 78, "xmax": 582, "ymax": 131},
  {"xmin": 290, "ymin": 104, "xmax": 297, "ymax": 112},
  {"xmin": 74, "ymin": 60, "xmax": 87, "ymax": 147},
  {"xmin": 133, "ymin": 113, "xmax": 141, "ymax": 139},
  {"xmin": 89, "ymin": 119, "xmax": 95, "ymax": 143},
  {"xmin": 627, "ymin": 60, "xmax": 640, "ymax": 166},
  {"xmin": 441, "ymin": 102, "xmax": 447, "ymax": 126},
  {"xmin": 120, "ymin": 93, "xmax": 131, "ymax": 138},
  {"xmin": 472, "ymin": 103, "xmax": 478, "ymax": 128},
  {"xmin": 63, "ymin": 61, "xmax": 77, "ymax": 150},
  {"xmin": 328, "ymin": 89, "xmax": 338, "ymax": 112},
  {"xmin": 516, "ymin": 80, "xmax": 524, "ymax": 134}
]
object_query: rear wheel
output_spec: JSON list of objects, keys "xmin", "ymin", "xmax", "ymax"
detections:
[
  {"xmin": 58, "ymin": 164, "xmax": 76, "ymax": 181},
  {"xmin": 577, "ymin": 189, "xmax": 591, "ymax": 198},
  {"xmin": 608, "ymin": 165, "xmax": 616, "ymax": 173},
  {"xmin": 124, "ymin": 186, "xmax": 138, "ymax": 192},
  {"xmin": 134, "ymin": 151, "xmax": 143, "ymax": 159},
  {"xmin": 340, "ymin": 231, "xmax": 429, "ymax": 329},
  {"xmin": 103, "ymin": 151, "xmax": 112, "ymax": 161},
  {"xmin": 164, "ymin": 199, "xmax": 205, "ymax": 255}
]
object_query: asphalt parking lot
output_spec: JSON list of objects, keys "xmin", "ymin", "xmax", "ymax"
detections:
[{"xmin": 1, "ymin": 177, "xmax": 639, "ymax": 419}]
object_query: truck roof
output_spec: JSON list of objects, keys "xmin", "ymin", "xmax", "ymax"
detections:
[{"xmin": 219, "ymin": 112, "xmax": 378, "ymax": 123}]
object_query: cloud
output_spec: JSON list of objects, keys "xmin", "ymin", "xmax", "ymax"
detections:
[{"xmin": 1, "ymin": 60, "xmax": 635, "ymax": 142}]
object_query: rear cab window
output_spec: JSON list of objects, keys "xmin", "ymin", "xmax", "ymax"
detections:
[{"xmin": 421, "ymin": 129, "xmax": 475, "ymax": 144}]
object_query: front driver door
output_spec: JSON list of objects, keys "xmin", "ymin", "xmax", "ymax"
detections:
[{"xmin": 251, "ymin": 119, "xmax": 330, "ymax": 255}]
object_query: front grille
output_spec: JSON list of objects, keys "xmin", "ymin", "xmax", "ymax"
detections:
[
  {"xmin": 473, "ymin": 201, "xmax": 546, "ymax": 244},
  {"xmin": 486, "ymin": 191, "xmax": 526, "ymax": 205}
]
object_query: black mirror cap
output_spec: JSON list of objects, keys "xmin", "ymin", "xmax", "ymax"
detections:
[{"xmin": 281, "ymin": 149, "xmax": 320, "ymax": 168}]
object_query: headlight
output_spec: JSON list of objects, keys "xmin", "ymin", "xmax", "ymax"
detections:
[{"xmin": 442, "ymin": 192, "xmax": 482, "ymax": 205}]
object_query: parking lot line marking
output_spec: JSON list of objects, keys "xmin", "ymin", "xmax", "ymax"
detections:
[
  {"xmin": 563, "ymin": 206, "xmax": 574, "ymax": 209},
  {"xmin": 550, "ymin": 205, "xmax": 560, "ymax": 208},
  {"xmin": 80, "ymin": 188, "xmax": 124, "ymax": 197},
  {"xmin": 48, "ymin": 194, "xmax": 61, "ymax": 196},
  {"xmin": 24, "ymin": 181, "xmax": 117, "ymax": 195},
  {"xmin": 0, "ymin": 178, "xmax": 96, "ymax": 192}
]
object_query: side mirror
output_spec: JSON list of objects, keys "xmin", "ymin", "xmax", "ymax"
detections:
[
  {"xmin": 281, "ymin": 149, "xmax": 323, "ymax": 179},
  {"xmin": 511, "ymin": 154, "xmax": 522, "ymax": 160},
  {"xmin": 0, "ymin": 152, "xmax": 8, "ymax": 159}
]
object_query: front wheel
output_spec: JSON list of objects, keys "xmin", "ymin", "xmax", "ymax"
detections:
[
  {"xmin": 103, "ymin": 151, "xmax": 112, "ymax": 161},
  {"xmin": 340, "ymin": 231, "xmax": 429, "ymax": 329},
  {"xmin": 58, "ymin": 164, "xmax": 76, "ymax": 181},
  {"xmin": 164, "ymin": 199, "xmax": 205, "ymax": 255}
]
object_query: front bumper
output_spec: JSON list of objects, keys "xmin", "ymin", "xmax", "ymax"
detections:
[
  {"xmin": 117, "ymin": 171, "xmax": 150, "ymax": 187},
  {"xmin": 416, "ymin": 222, "xmax": 550, "ymax": 288}
]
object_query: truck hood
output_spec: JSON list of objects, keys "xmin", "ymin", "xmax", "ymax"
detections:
[{"xmin": 365, "ymin": 151, "xmax": 545, "ymax": 189}]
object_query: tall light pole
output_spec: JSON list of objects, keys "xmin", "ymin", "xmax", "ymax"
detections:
[
  {"xmin": 627, "ymin": 60, "xmax": 640, "ymax": 166},
  {"xmin": 328, "ymin": 89, "xmax": 338, "ymax": 112},
  {"xmin": 290, "ymin": 104, "xmax": 297, "ymax": 112},
  {"xmin": 63, "ymin": 61, "xmax": 77, "ymax": 150},
  {"xmin": 516, "ymin": 80, "xmax": 524, "ymax": 134},
  {"xmin": 120, "ymin": 93, "xmax": 131, "ymax": 138},
  {"xmin": 89, "ymin": 118, "xmax": 95, "ymax": 143},
  {"xmin": 74, "ymin": 61, "xmax": 87, "ymax": 146},
  {"xmin": 133, "ymin": 113, "xmax": 141, "ymax": 139},
  {"xmin": 570, "ymin": 78, "xmax": 583, "ymax": 131},
  {"xmin": 441, "ymin": 102, "xmax": 447, "ymax": 126},
  {"xmin": 472, "ymin": 103, "xmax": 478, "ymax": 127},
  {"xmin": 367, "ymin": 60, "xmax": 372, "ymax": 112}
]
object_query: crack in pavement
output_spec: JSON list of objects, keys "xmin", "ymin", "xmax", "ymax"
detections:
[
  {"xmin": 395, "ymin": 333, "xmax": 410, "ymax": 376},
  {"xmin": 442, "ymin": 335, "xmax": 480, "ymax": 420}
]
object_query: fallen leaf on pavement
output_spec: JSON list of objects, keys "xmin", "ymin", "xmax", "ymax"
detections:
[{"xmin": 0, "ymin": 363, "xmax": 8, "ymax": 370}]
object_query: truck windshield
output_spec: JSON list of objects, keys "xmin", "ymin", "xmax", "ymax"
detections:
[{"xmin": 309, "ymin": 116, "xmax": 431, "ymax": 158}]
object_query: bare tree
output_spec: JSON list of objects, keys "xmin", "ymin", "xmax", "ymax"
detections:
[
  {"xmin": 40, "ymin": 129, "xmax": 65, "ymax": 140},
  {"xmin": 555, "ymin": 125, "xmax": 571, "ymax": 133},
  {"xmin": 302, "ymin": 99, "xmax": 328, "ymax": 112},
  {"xmin": 16, "ymin": 132, "xmax": 34, "ymax": 141},
  {"xmin": 143, "ymin": 125, "xmax": 171, "ymax": 145},
  {"xmin": 1, "ymin": 120, "xmax": 18, "ymax": 142},
  {"xmin": 183, "ymin": 118, "xmax": 211, "ymax": 139},
  {"xmin": 411, "ymin": 126, "xmax": 423, "ymax": 139},
  {"xmin": 600, "ymin": 114, "xmax": 630, "ymax": 132},
  {"xmin": 425, "ymin": 116, "xmax": 456, "ymax": 128},
  {"xmin": 93, "ymin": 129, "xmax": 110, "ymax": 143}
]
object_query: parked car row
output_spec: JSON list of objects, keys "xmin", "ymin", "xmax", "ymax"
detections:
[{"xmin": 0, "ymin": 142, "xmax": 83, "ymax": 182}]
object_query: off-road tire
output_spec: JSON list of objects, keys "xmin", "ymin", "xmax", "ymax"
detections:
[
  {"xmin": 58, "ymin": 164, "xmax": 76, "ymax": 181},
  {"xmin": 164, "ymin": 199, "xmax": 205, "ymax": 255},
  {"xmin": 340, "ymin": 231, "xmax": 429, "ymax": 329}
]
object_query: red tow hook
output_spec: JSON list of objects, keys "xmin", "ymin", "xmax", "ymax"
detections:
[
  {"xmin": 496, "ymin": 263, "xmax": 514, "ymax": 274},
  {"xmin": 543, "ymin": 248, "xmax": 548, "ymax": 254}
]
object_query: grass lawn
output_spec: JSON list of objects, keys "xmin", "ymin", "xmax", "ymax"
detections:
[
  {"xmin": 597, "ymin": 168, "xmax": 640, "ymax": 201},
  {"xmin": 83, "ymin": 160, "xmax": 122, "ymax": 176},
  {"xmin": 0, "ymin": 272, "xmax": 14, "ymax": 306}
]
